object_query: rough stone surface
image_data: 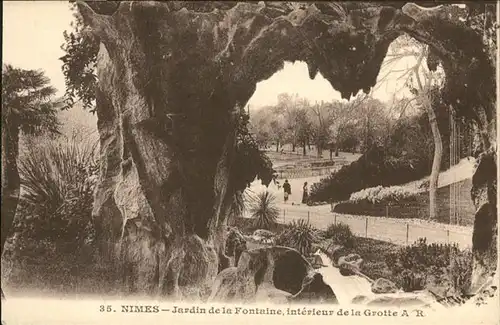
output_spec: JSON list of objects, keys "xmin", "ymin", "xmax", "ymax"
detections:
[
  {"xmin": 371, "ymin": 278, "xmax": 399, "ymax": 294},
  {"xmin": 77, "ymin": 1, "xmax": 496, "ymax": 298},
  {"xmin": 224, "ymin": 227, "xmax": 247, "ymax": 267},
  {"xmin": 338, "ymin": 254, "xmax": 364, "ymax": 276},
  {"xmin": 253, "ymin": 229, "xmax": 275, "ymax": 238},
  {"xmin": 209, "ymin": 246, "xmax": 336, "ymax": 303}
]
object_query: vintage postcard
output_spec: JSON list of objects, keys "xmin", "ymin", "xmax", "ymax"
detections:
[{"xmin": 1, "ymin": 1, "xmax": 499, "ymax": 325}]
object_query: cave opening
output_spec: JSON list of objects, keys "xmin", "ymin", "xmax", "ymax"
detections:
[{"xmin": 68, "ymin": 1, "xmax": 496, "ymax": 301}]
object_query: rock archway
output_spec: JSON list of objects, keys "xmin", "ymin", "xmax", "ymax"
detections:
[{"xmin": 77, "ymin": 1, "xmax": 496, "ymax": 299}]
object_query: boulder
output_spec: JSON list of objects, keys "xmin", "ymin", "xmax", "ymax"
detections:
[
  {"xmin": 209, "ymin": 246, "xmax": 337, "ymax": 303},
  {"xmin": 251, "ymin": 229, "xmax": 276, "ymax": 245},
  {"xmin": 225, "ymin": 227, "xmax": 247, "ymax": 267},
  {"xmin": 371, "ymin": 278, "xmax": 399, "ymax": 294},
  {"xmin": 309, "ymin": 254, "xmax": 328, "ymax": 269},
  {"xmin": 289, "ymin": 272, "xmax": 339, "ymax": 304},
  {"xmin": 316, "ymin": 240, "xmax": 345, "ymax": 266},
  {"xmin": 253, "ymin": 229, "xmax": 275, "ymax": 238},
  {"xmin": 338, "ymin": 254, "xmax": 363, "ymax": 276}
]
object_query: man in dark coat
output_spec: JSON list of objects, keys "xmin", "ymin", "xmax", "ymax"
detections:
[{"xmin": 283, "ymin": 179, "xmax": 291, "ymax": 203}]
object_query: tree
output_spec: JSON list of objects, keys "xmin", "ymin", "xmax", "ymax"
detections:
[
  {"xmin": 310, "ymin": 101, "xmax": 334, "ymax": 158},
  {"xmin": 325, "ymin": 95, "xmax": 389, "ymax": 157},
  {"xmin": 1, "ymin": 64, "xmax": 60, "ymax": 297},
  {"xmin": 59, "ymin": 2, "xmax": 104, "ymax": 112},
  {"xmin": 275, "ymin": 93, "xmax": 312, "ymax": 154},
  {"xmin": 293, "ymin": 108, "xmax": 313, "ymax": 156},
  {"xmin": 382, "ymin": 35, "xmax": 445, "ymax": 221},
  {"xmin": 413, "ymin": 52, "xmax": 444, "ymax": 221},
  {"xmin": 249, "ymin": 107, "xmax": 274, "ymax": 149}
]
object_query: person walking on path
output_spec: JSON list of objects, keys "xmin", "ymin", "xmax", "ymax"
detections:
[
  {"xmin": 302, "ymin": 182, "xmax": 309, "ymax": 204},
  {"xmin": 283, "ymin": 179, "xmax": 291, "ymax": 203}
]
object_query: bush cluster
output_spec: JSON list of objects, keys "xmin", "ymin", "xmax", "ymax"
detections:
[
  {"xmin": 384, "ymin": 238, "xmax": 472, "ymax": 294},
  {"xmin": 275, "ymin": 219, "xmax": 320, "ymax": 257},
  {"xmin": 324, "ymin": 222, "xmax": 356, "ymax": 248},
  {"xmin": 11, "ymin": 135, "xmax": 99, "ymax": 258},
  {"xmin": 309, "ymin": 145, "xmax": 424, "ymax": 203},
  {"xmin": 349, "ymin": 185, "xmax": 417, "ymax": 204}
]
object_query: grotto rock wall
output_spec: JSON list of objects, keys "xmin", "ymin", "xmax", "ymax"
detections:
[{"xmin": 79, "ymin": 1, "xmax": 496, "ymax": 298}]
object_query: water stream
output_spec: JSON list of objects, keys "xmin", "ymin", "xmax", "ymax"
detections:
[{"xmin": 313, "ymin": 250, "xmax": 448, "ymax": 311}]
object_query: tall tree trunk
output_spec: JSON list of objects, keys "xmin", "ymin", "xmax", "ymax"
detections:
[
  {"xmin": 335, "ymin": 146, "xmax": 339, "ymax": 157},
  {"xmin": 317, "ymin": 144, "xmax": 322, "ymax": 158},
  {"xmin": 276, "ymin": 140, "xmax": 279, "ymax": 152},
  {"xmin": 292, "ymin": 143, "xmax": 295, "ymax": 152},
  {"xmin": 427, "ymin": 106, "xmax": 442, "ymax": 221},
  {"xmin": 1, "ymin": 121, "xmax": 20, "ymax": 299},
  {"xmin": 302, "ymin": 141, "xmax": 306, "ymax": 156}
]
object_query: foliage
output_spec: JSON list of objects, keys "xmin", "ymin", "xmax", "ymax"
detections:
[
  {"xmin": 275, "ymin": 219, "xmax": 320, "ymax": 256},
  {"xmin": 250, "ymin": 92, "xmax": 392, "ymax": 155},
  {"xmin": 349, "ymin": 185, "xmax": 417, "ymax": 204},
  {"xmin": 60, "ymin": 2, "xmax": 99, "ymax": 112},
  {"xmin": 275, "ymin": 93, "xmax": 312, "ymax": 150},
  {"xmin": 309, "ymin": 101, "xmax": 474, "ymax": 203},
  {"xmin": 324, "ymin": 223, "xmax": 355, "ymax": 248},
  {"xmin": 228, "ymin": 217, "xmax": 289, "ymax": 236},
  {"xmin": 309, "ymin": 145, "xmax": 402, "ymax": 202},
  {"xmin": 13, "ymin": 134, "xmax": 99, "ymax": 253},
  {"xmin": 2, "ymin": 64, "xmax": 61, "ymax": 135},
  {"xmin": 398, "ymin": 269, "xmax": 427, "ymax": 292},
  {"xmin": 384, "ymin": 238, "xmax": 472, "ymax": 294},
  {"xmin": 232, "ymin": 109, "xmax": 275, "ymax": 191},
  {"xmin": 247, "ymin": 191, "xmax": 279, "ymax": 230},
  {"xmin": 448, "ymin": 248, "xmax": 473, "ymax": 295}
]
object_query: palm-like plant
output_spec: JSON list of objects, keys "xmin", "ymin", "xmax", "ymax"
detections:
[
  {"xmin": 248, "ymin": 191, "xmax": 279, "ymax": 230},
  {"xmin": 276, "ymin": 219, "xmax": 320, "ymax": 257},
  {"xmin": 1, "ymin": 64, "xmax": 60, "ymax": 271},
  {"xmin": 17, "ymin": 134, "xmax": 99, "ymax": 249}
]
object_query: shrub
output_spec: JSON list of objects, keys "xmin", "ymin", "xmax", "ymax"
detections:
[
  {"xmin": 14, "ymin": 134, "xmax": 99, "ymax": 255},
  {"xmin": 325, "ymin": 223, "xmax": 355, "ymax": 248},
  {"xmin": 308, "ymin": 145, "xmax": 429, "ymax": 203},
  {"xmin": 275, "ymin": 219, "xmax": 320, "ymax": 256},
  {"xmin": 418, "ymin": 179, "xmax": 430, "ymax": 190},
  {"xmin": 349, "ymin": 185, "xmax": 417, "ymax": 204},
  {"xmin": 399, "ymin": 269, "xmax": 427, "ymax": 292},
  {"xmin": 448, "ymin": 249, "xmax": 473, "ymax": 295},
  {"xmin": 248, "ymin": 191, "xmax": 279, "ymax": 230},
  {"xmin": 385, "ymin": 238, "xmax": 472, "ymax": 294}
]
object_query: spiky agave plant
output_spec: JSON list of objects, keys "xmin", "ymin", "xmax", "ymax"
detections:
[
  {"xmin": 17, "ymin": 133, "xmax": 99, "ymax": 247},
  {"xmin": 276, "ymin": 219, "xmax": 320, "ymax": 257},
  {"xmin": 248, "ymin": 191, "xmax": 279, "ymax": 230}
]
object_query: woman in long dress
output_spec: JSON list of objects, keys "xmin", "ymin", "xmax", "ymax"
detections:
[{"xmin": 302, "ymin": 182, "xmax": 308, "ymax": 204}]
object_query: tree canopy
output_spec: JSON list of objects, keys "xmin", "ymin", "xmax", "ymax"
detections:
[{"xmin": 2, "ymin": 64, "xmax": 60, "ymax": 135}]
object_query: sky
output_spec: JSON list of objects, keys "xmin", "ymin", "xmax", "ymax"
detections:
[
  {"xmin": 3, "ymin": 1, "xmax": 74, "ymax": 97},
  {"xmin": 3, "ymin": 1, "xmax": 417, "ymax": 116},
  {"xmin": 247, "ymin": 60, "xmax": 415, "ymax": 109}
]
